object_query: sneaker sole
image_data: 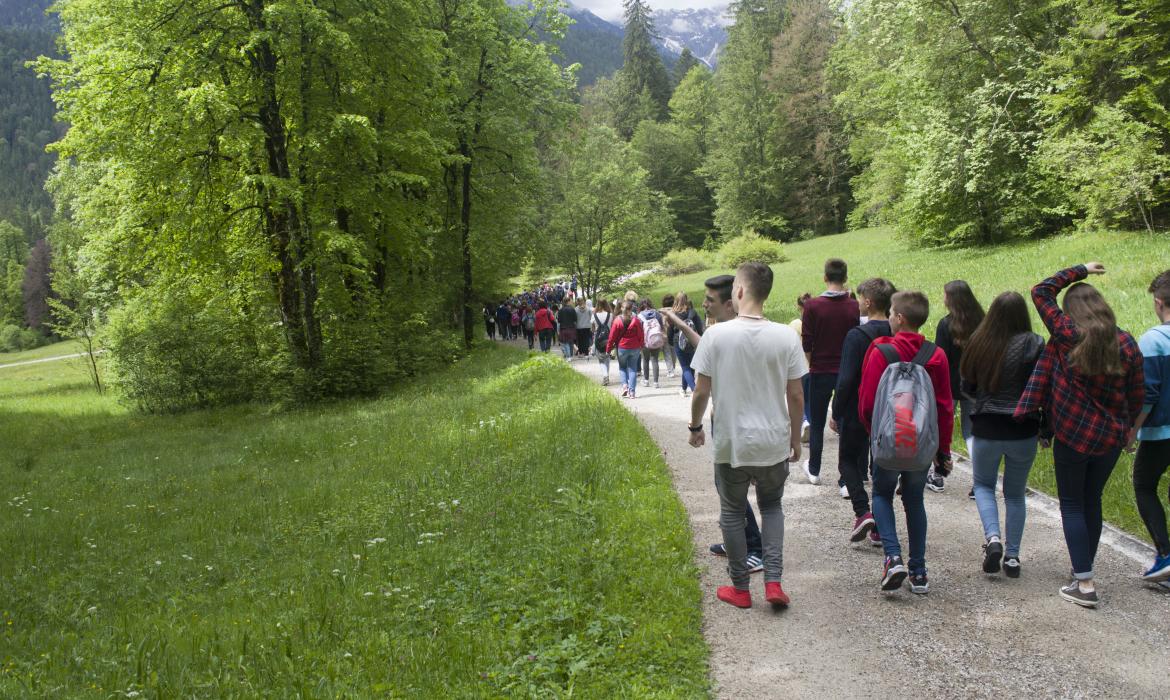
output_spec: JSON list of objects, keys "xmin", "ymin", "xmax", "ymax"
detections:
[
  {"xmin": 926, "ymin": 483, "xmax": 944, "ymax": 493},
  {"xmin": 1141, "ymin": 564, "xmax": 1170, "ymax": 582},
  {"xmin": 850, "ymin": 520, "xmax": 875, "ymax": 543},
  {"xmin": 766, "ymin": 595, "xmax": 790, "ymax": 608},
  {"xmin": 881, "ymin": 569, "xmax": 908, "ymax": 591},
  {"xmin": 910, "ymin": 583, "xmax": 929, "ymax": 594},
  {"xmin": 1059, "ymin": 589, "xmax": 1098, "ymax": 608}
]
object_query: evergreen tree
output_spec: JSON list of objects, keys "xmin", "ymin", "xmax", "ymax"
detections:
[
  {"xmin": 704, "ymin": 0, "xmax": 790, "ymax": 239},
  {"xmin": 611, "ymin": 0, "xmax": 672, "ymax": 138},
  {"xmin": 21, "ymin": 237, "xmax": 49, "ymax": 332},
  {"xmin": 673, "ymin": 47, "xmax": 700, "ymax": 85}
]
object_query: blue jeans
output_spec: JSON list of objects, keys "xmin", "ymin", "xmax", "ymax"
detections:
[
  {"xmin": 872, "ymin": 466, "xmax": 929, "ymax": 575},
  {"xmin": 972, "ymin": 436, "xmax": 1037, "ymax": 558},
  {"xmin": 1053, "ymin": 440, "xmax": 1121, "ymax": 580},
  {"xmin": 561, "ymin": 340, "xmax": 574, "ymax": 359},
  {"xmin": 801, "ymin": 374, "xmax": 811, "ymax": 423},
  {"xmin": 806, "ymin": 372, "xmax": 837, "ymax": 476},
  {"xmin": 617, "ymin": 348, "xmax": 640, "ymax": 394},
  {"xmin": 678, "ymin": 351, "xmax": 696, "ymax": 392}
]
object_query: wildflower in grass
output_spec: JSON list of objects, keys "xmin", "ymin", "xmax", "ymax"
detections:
[{"xmin": 365, "ymin": 537, "xmax": 386, "ymax": 546}]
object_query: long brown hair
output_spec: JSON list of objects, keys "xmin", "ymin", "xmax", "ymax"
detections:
[
  {"xmin": 1063, "ymin": 283, "xmax": 1123, "ymax": 375},
  {"xmin": 944, "ymin": 280, "xmax": 985, "ymax": 346},
  {"xmin": 673, "ymin": 292, "xmax": 691, "ymax": 315},
  {"xmin": 960, "ymin": 292, "xmax": 1031, "ymax": 392}
]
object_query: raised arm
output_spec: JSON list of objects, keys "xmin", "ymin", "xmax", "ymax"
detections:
[{"xmin": 1032, "ymin": 263, "xmax": 1104, "ymax": 338}]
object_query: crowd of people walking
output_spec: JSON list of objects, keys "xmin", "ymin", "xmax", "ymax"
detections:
[{"xmin": 487, "ymin": 261, "xmax": 1169, "ymax": 611}]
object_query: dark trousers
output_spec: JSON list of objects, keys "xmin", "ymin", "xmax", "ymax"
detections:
[
  {"xmin": 523, "ymin": 328, "xmax": 535, "ymax": 349},
  {"xmin": 576, "ymin": 328, "xmax": 592, "ymax": 355},
  {"xmin": 1053, "ymin": 440, "xmax": 1122, "ymax": 579},
  {"xmin": 538, "ymin": 329, "xmax": 553, "ymax": 352},
  {"xmin": 838, "ymin": 416, "xmax": 872, "ymax": 517},
  {"xmin": 1134, "ymin": 438, "xmax": 1170, "ymax": 557},
  {"xmin": 807, "ymin": 372, "xmax": 837, "ymax": 476}
]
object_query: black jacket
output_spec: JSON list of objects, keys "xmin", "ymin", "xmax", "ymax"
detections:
[
  {"xmin": 832, "ymin": 319, "xmax": 892, "ymax": 424},
  {"xmin": 961, "ymin": 331, "xmax": 1044, "ymax": 416}
]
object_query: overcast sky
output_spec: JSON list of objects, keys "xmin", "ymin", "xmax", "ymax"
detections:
[{"xmin": 573, "ymin": 0, "xmax": 728, "ymax": 22}]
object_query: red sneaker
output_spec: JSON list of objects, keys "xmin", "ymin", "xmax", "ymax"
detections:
[
  {"xmin": 868, "ymin": 528, "xmax": 882, "ymax": 547},
  {"xmin": 765, "ymin": 581, "xmax": 790, "ymax": 608},
  {"xmin": 850, "ymin": 513, "xmax": 876, "ymax": 542},
  {"xmin": 717, "ymin": 586, "xmax": 751, "ymax": 608}
]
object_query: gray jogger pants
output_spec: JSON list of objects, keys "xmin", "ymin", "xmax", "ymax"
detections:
[{"xmin": 715, "ymin": 461, "xmax": 790, "ymax": 589}]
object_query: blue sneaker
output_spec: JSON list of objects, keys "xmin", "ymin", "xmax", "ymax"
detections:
[{"xmin": 1141, "ymin": 554, "xmax": 1170, "ymax": 582}]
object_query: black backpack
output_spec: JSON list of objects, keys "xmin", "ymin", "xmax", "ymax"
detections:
[{"xmin": 594, "ymin": 313, "xmax": 611, "ymax": 352}]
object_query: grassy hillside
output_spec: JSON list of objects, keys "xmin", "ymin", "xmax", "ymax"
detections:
[
  {"xmin": 0, "ymin": 346, "xmax": 708, "ymax": 697},
  {"xmin": 647, "ymin": 227, "xmax": 1170, "ymax": 543}
]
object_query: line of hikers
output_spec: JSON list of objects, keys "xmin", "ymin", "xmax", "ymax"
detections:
[{"xmin": 595, "ymin": 259, "xmax": 1164, "ymax": 610}]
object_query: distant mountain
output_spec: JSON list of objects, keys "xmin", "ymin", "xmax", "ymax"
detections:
[
  {"xmin": 558, "ymin": 5, "xmax": 625, "ymax": 87},
  {"xmin": 652, "ymin": 6, "xmax": 730, "ymax": 68}
]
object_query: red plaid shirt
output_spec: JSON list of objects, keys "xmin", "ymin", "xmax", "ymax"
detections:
[{"xmin": 1014, "ymin": 266, "xmax": 1145, "ymax": 455}]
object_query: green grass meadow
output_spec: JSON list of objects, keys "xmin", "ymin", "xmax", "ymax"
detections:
[
  {"xmin": 0, "ymin": 347, "xmax": 708, "ymax": 697},
  {"xmin": 647, "ymin": 227, "xmax": 1170, "ymax": 542}
]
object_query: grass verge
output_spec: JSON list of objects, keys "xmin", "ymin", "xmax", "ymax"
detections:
[
  {"xmin": 647, "ymin": 227, "xmax": 1170, "ymax": 546},
  {"xmin": 0, "ymin": 346, "xmax": 708, "ymax": 697}
]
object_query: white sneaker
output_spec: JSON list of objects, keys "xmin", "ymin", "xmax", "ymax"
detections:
[
  {"xmin": 801, "ymin": 421, "xmax": 810, "ymax": 444},
  {"xmin": 840, "ymin": 484, "xmax": 849, "ymax": 499},
  {"xmin": 683, "ymin": 389, "xmax": 691, "ymax": 398},
  {"xmin": 667, "ymin": 370, "xmax": 676, "ymax": 378},
  {"xmin": 803, "ymin": 461, "xmax": 821, "ymax": 485},
  {"xmin": 643, "ymin": 379, "xmax": 649, "ymax": 387},
  {"xmin": 654, "ymin": 382, "xmax": 660, "ymax": 389}
]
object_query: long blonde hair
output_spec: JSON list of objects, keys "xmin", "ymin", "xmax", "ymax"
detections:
[{"xmin": 1063, "ymin": 283, "xmax": 1123, "ymax": 376}]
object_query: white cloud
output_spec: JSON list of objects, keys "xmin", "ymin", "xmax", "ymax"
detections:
[{"xmin": 573, "ymin": 0, "xmax": 728, "ymax": 22}]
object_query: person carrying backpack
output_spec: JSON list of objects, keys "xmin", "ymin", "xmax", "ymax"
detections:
[
  {"xmin": 521, "ymin": 305, "xmax": 536, "ymax": 349},
  {"xmin": 606, "ymin": 301, "xmax": 644, "ymax": 398},
  {"xmin": 593, "ymin": 300, "xmax": 614, "ymax": 386},
  {"xmin": 662, "ymin": 292, "xmax": 704, "ymax": 398},
  {"xmin": 1015, "ymin": 263, "xmax": 1144, "ymax": 608},
  {"xmin": 859, "ymin": 290, "xmax": 954, "ymax": 594},
  {"xmin": 830, "ymin": 278, "xmax": 895, "ymax": 546},
  {"xmin": 1134, "ymin": 269, "xmax": 1170, "ymax": 584},
  {"xmin": 639, "ymin": 299, "xmax": 666, "ymax": 388},
  {"xmin": 534, "ymin": 301, "xmax": 556, "ymax": 352}
]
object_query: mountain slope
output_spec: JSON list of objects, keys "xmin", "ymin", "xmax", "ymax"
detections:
[{"xmin": 652, "ymin": 6, "xmax": 730, "ymax": 67}]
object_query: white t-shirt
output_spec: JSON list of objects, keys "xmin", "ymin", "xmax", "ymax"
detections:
[{"xmin": 690, "ymin": 318, "xmax": 808, "ymax": 467}]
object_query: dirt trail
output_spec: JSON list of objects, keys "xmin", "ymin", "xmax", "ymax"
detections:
[{"xmin": 563, "ymin": 351, "xmax": 1170, "ymax": 699}]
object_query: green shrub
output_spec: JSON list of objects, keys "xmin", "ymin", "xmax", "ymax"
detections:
[
  {"xmin": 658, "ymin": 247, "xmax": 711, "ymax": 276},
  {"xmin": 105, "ymin": 289, "xmax": 282, "ymax": 413},
  {"xmin": 718, "ymin": 231, "xmax": 789, "ymax": 268},
  {"xmin": 0, "ymin": 324, "xmax": 51, "ymax": 353}
]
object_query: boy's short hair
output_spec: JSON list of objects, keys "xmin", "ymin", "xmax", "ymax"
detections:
[
  {"xmin": 736, "ymin": 262, "xmax": 774, "ymax": 301},
  {"xmin": 825, "ymin": 258, "xmax": 848, "ymax": 284},
  {"xmin": 1150, "ymin": 270, "xmax": 1170, "ymax": 305},
  {"xmin": 705, "ymin": 274, "xmax": 735, "ymax": 304},
  {"xmin": 891, "ymin": 290, "xmax": 929, "ymax": 329},
  {"xmin": 857, "ymin": 278, "xmax": 897, "ymax": 313}
]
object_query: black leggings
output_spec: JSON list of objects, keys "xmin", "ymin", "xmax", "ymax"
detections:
[{"xmin": 1134, "ymin": 438, "xmax": 1170, "ymax": 557}]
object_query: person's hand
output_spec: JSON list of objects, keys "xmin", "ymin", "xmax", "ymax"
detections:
[
  {"xmin": 1084, "ymin": 262, "xmax": 1106, "ymax": 275},
  {"xmin": 1039, "ymin": 437, "xmax": 1051, "ymax": 450},
  {"xmin": 829, "ymin": 417, "xmax": 838, "ymax": 434},
  {"xmin": 1125, "ymin": 428, "xmax": 1138, "ymax": 454},
  {"xmin": 934, "ymin": 452, "xmax": 953, "ymax": 477},
  {"xmin": 789, "ymin": 437, "xmax": 802, "ymax": 464},
  {"xmin": 689, "ymin": 427, "xmax": 705, "ymax": 448}
]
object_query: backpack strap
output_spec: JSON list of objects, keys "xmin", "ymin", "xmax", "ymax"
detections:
[
  {"xmin": 876, "ymin": 342, "xmax": 901, "ymax": 367},
  {"xmin": 859, "ymin": 323, "xmax": 883, "ymax": 343},
  {"xmin": 910, "ymin": 341, "xmax": 937, "ymax": 367}
]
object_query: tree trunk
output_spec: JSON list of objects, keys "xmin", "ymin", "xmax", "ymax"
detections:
[{"xmin": 460, "ymin": 136, "xmax": 475, "ymax": 349}]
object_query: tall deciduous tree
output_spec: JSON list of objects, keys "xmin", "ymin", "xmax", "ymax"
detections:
[
  {"xmin": 544, "ymin": 123, "xmax": 675, "ymax": 298},
  {"xmin": 631, "ymin": 121, "xmax": 714, "ymax": 247}
]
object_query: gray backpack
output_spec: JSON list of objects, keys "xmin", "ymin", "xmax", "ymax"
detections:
[{"xmin": 870, "ymin": 342, "xmax": 939, "ymax": 472}]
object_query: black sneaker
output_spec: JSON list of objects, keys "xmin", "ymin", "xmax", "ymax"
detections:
[
  {"xmin": 881, "ymin": 556, "xmax": 908, "ymax": 591},
  {"xmin": 709, "ymin": 543, "xmax": 727, "ymax": 557},
  {"xmin": 982, "ymin": 539, "xmax": 1004, "ymax": 573},
  {"xmin": 968, "ymin": 486, "xmax": 975, "ymax": 500},
  {"xmin": 1060, "ymin": 581, "xmax": 1099, "ymax": 608},
  {"xmin": 1003, "ymin": 556, "xmax": 1021, "ymax": 578},
  {"xmin": 909, "ymin": 573, "xmax": 929, "ymax": 594},
  {"xmin": 925, "ymin": 468, "xmax": 945, "ymax": 493}
]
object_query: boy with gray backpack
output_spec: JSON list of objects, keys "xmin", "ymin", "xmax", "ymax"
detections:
[{"xmin": 858, "ymin": 291, "xmax": 954, "ymax": 594}]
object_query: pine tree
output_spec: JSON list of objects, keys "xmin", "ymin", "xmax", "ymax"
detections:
[
  {"xmin": 612, "ymin": 0, "xmax": 672, "ymax": 138},
  {"xmin": 673, "ymin": 47, "xmax": 700, "ymax": 85}
]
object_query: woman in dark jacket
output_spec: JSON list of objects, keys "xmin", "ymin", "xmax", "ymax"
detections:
[
  {"xmin": 934, "ymin": 280, "xmax": 985, "ymax": 494},
  {"xmin": 960, "ymin": 292, "xmax": 1043, "ymax": 579}
]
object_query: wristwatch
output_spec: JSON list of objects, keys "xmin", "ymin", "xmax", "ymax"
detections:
[{"xmin": 688, "ymin": 424, "xmax": 703, "ymax": 433}]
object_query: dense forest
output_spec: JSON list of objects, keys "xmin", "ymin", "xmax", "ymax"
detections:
[{"xmin": 6, "ymin": 0, "xmax": 1170, "ymax": 410}]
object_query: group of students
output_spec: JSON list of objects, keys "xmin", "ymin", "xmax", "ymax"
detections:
[
  {"xmin": 677, "ymin": 258, "xmax": 1168, "ymax": 610},
  {"xmin": 596, "ymin": 292, "xmax": 706, "ymax": 398}
]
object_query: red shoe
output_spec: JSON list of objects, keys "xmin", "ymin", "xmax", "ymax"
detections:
[
  {"xmin": 850, "ymin": 513, "xmax": 876, "ymax": 542},
  {"xmin": 868, "ymin": 528, "xmax": 882, "ymax": 547},
  {"xmin": 717, "ymin": 586, "xmax": 751, "ymax": 608},
  {"xmin": 765, "ymin": 581, "xmax": 790, "ymax": 608}
]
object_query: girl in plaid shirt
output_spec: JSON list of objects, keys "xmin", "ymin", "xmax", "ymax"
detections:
[{"xmin": 1015, "ymin": 263, "xmax": 1145, "ymax": 608}]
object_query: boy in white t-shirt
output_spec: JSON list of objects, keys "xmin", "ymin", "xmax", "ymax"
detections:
[{"xmin": 689, "ymin": 262, "xmax": 808, "ymax": 609}]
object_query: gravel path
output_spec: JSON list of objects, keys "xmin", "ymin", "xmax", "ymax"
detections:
[{"xmin": 562, "ymin": 351, "xmax": 1170, "ymax": 699}]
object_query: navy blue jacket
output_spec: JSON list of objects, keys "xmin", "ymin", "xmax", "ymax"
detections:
[{"xmin": 832, "ymin": 319, "xmax": 892, "ymax": 425}]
